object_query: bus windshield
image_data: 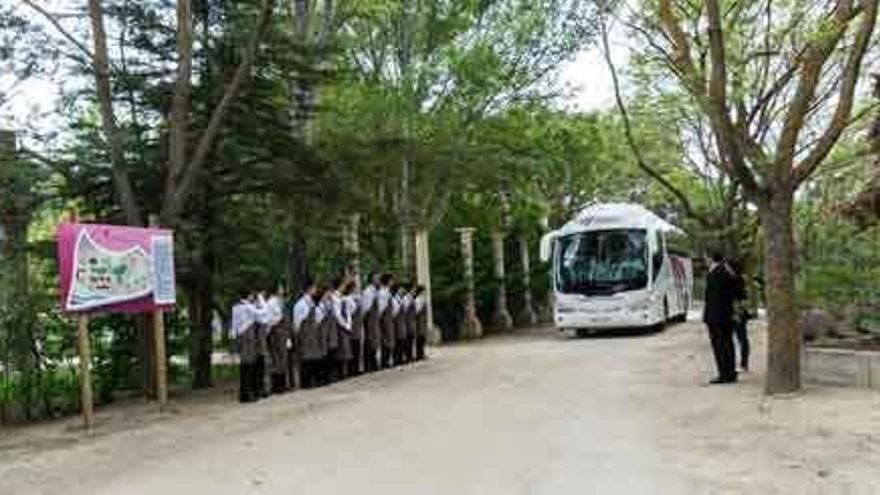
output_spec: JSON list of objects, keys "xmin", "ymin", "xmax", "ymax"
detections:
[{"xmin": 555, "ymin": 229, "xmax": 649, "ymax": 296}]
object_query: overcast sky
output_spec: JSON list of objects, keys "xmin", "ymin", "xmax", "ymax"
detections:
[{"xmin": 0, "ymin": 16, "xmax": 628, "ymax": 133}]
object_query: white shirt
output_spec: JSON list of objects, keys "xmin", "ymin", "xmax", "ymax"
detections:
[
  {"xmin": 263, "ymin": 295, "xmax": 283, "ymax": 327},
  {"xmin": 390, "ymin": 293, "xmax": 401, "ymax": 317},
  {"xmin": 402, "ymin": 293, "xmax": 413, "ymax": 311},
  {"xmin": 360, "ymin": 284, "xmax": 376, "ymax": 312},
  {"xmin": 377, "ymin": 286, "xmax": 391, "ymax": 313},
  {"xmin": 414, "ymin": 294, "xmax": 425, "ymax": 313},
  {"xmin": 230, "ymin": 300, "xmax": 256, "ymax": 337},
  {"xmin": 345, "ymin": 293, "xmax": 360, "ymax": 317},
  {"xmin": 293, "ymin": 294, "xmax": 314, "ymax": 331},
  {"xmin": 315, "ymin": 299, "xmax": 327, "ymax": 323},
  {"xmin": 331, "ymin": 291, "xmax": 352, "ymax": 330},
  {"xmin": 253, "ymin": 295, "xmax": 270, "ymax": 325}
]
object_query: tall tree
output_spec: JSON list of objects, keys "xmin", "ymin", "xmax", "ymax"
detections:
[{"xmin": 625, "ymin": 0, "xmax": 879, "ymax": 393}]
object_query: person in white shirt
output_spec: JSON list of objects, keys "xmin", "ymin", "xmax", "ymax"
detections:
[
  {"xmin": 330, "ymin": 277, "xmax": 353, "ymax": 380},
  {"xmin": 345, "ymin": 280, "xmax": 364, "ymax": 376},
  {"xmin": 391, "ymin": 285, "xmax": 406, "ymax": 366},
  {"xmin": 294, "ymin": 283, "xmax": 322, "ymax": 388},
  {"xmin": 263, "ymin": 287, "xmax": 290, "ymax": 394},
  {"xmin": 231, "ymin": 289, "xmax": 259, "ymax": 403},
  {"xmin": 361, "ymin": 273, "xmax": 381, "ymax": 372},
  {"xmin": 398, "ymin": 285, "xmax": 413, "ymax": 363},
  {"xmin": 378, "ymin": 273, "xmax": 396, "ymax": 368},
  {"xmin": 413, "ymin": 286, "xmax": 428, "ymax": 361},
  {"xmin": 318, "ymin": 285, "xmax": 339, "ymax": 385},
  {"xmin": 252, "ymin": 290, "xmax": 272, "ymax": 398}
]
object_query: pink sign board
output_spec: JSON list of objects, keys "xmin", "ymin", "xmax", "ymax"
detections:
[{"xmin": 56, "ymin": 223, "xmax": 177, "ymax": 314}]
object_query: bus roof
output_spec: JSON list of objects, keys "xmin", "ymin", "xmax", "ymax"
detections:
[{"xmin": 539, "ymin": 203, "xmax": 681, "ymax": 262}]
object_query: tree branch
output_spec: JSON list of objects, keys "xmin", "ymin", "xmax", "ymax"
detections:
[
  {"xmin": 792, "ymin": 0, "xmax": 879, "ymax": 186},
  {"xmin": 162, "ymin": 0, "xmax": 275, "ymax": 223},
  {"xmin": 600, "ymin": 19, "xmax": 710, "ymax": 227},
  {"xmin": 21, "ymin": 0, "xmax": 95, "ymax": 63}
]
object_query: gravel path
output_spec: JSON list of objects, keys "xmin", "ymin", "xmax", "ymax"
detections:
[{"xmin": 3, "ymin": 321, "xmax": 880, "ymax": 494}]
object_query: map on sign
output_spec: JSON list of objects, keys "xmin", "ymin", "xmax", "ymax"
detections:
[
  {"xmin": 67, "ymin": 230, "xmax": 153, "ymax": 310},
  {"xmin": 57, "ymin": 223, "xmax": 176, "ymax": 314}
]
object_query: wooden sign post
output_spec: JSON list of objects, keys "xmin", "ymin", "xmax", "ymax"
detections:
[
  {"xmin": 148, "ymin": 215, "xmax": 168, "ymax": 406},
  {"xmin": 59, "ymin": 214, "xmax": 176, "ymax": 427},
  {"xmin": 71, "ymin": 210, "xmax": 95, "ymax": 430}
]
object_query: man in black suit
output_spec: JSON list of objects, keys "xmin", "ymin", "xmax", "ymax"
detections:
[{"xmin": 703, "ymin": 253, "xmax": 737, "ymax": 384}]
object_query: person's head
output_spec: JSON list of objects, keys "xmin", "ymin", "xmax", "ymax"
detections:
[
  {"xmin": 708, "ymin": 252, "xmax": 724, "ymax": 268},
  {"xmin": 380, "ymin": 273, "xmax": 393, "ymax": 287},
  {"xmin": 240, "ymin": 287, "xmax": 254, "ymax": 302},
  {"xmin": 303, "ymin": 280, "xmax": 317, "ymax": 298},
  {"xmin": 369, "ymin": 272, "xmax": 380, "ymax": 286},
  {"xmin": 414, "ymin": 285, "xmax": 425, "ymax": 297},
  {"xmin": 343, "ymin": 279, "xmax": 357, "ymax": 295}
]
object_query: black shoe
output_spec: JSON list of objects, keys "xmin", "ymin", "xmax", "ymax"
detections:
[{"xmin": 709, "ymin": 376, "xmax": 737, "ymax": 385}]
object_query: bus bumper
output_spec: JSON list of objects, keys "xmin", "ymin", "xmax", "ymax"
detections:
[{"xmin": 554, "ymin": 309, "xmax": 663, "ymax": 330}]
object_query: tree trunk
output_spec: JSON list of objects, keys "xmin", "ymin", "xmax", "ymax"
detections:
[
  {"xmin": 189, "ymin": 267, "xmax": 213, "ymax": 389},
  {"xmin": 759, "ymin": 196, "xmax": 801, "ymax": 394},
  {"xmin": 137, "ymin": 316, "xmax": 157, "ymax": 397},
  {"xmin": 288, "ymin": 227, "xmax": 310, "ymax": 297}
]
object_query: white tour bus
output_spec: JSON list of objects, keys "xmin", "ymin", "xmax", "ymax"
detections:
[{"xmin": 540, "ymin": 203, "xmax": 693, "ymax": 333}]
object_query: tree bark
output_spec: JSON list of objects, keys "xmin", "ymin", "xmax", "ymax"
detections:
[
  {"xmin": 288, "ymin": 227, "xmax": 310, "ymax": 297},
  {"xmin": 88, "ymin": 0, "xmax": 142, "ymax": 226},
  {"xmin": 759, "ymin": 195, "xmax": 801, "ymax": 394},
  {"xmin": 189, "ymin": 264, "xmax": 214, "ymax": 389}
]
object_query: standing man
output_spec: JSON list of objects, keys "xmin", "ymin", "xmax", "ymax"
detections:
[
  {"xmin": 413, "ymin": 285, "xmax": 427, "ymax": 361},
  {"xmin": 296, "ymin": 283, "xmax": 323, "ymax": 388},
  {"xmin": 729, "ymin": 259, "xmax": 751, "ymax": 372},
  {"xmin": 378, "ymin": 274, "xmax": 395, "ymax": 369},
  {"xmin": 402, "ymin": 285, "xmax": 415, "ymax": 363},
  {"xmin": 253, "ymin": 290, "xmax": 272, "ymax": 398},
  {"xmin": 331, "ymin": 277, "xmax": 353, "ymax": 380},
  {"xmin": 264, "ymin": 286, "xmax": 289, "ymax": 394},
  {"xmin": 291, "ymin": 283, "xmax": 316, "ymax": 389},
  {"xmin": 345, "ymin": 280, "xmax": 364, "ymax": 376},
  {"xmin": 391, "ymin": 284, "xmax": 406, "ymax": 366},
  {"xmin": 361, "ymin": 273, "xmax": 380, "ymax": 372},
  {"xmin": 231, "ymin": 288, "xmax": 259, "ymax": 403},
  {"xmin": 319, "ymin": 286, "xmax": 338, "ymax": 384},
  {"xmin": 704, "ymin": 253, "xmax": 738, "ymax": 384}
]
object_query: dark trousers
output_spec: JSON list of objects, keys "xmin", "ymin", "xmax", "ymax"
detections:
[
  {"xmin": 734, "ymin": 319, "xmax": 750, "ymax": 370},
  {"xmin": 271, "ymin": 372, "xmax": 288, "ymax": 394},
  {"xmin": 288, "ymin": 352, "xmax": 300, "ymax": 390},
  {"xmin": 708, "ymin": 322, "xmax": 737, "ymax": 380},
  {"xmin": 364, "ymin": 340, "xmax": 378, "ymax": 372},
  {"xmin": 322, "ymin": 356, "xmax": 337, "ymax": 384},
  {"xmin": 416, "ymin": 336, "xmax": 426, "ymax": 360},
  {"xmin": 381, "ymin": 345, "xmax": 393, "ymax": 368},
  {"xmin": 395, "ymin": 339, "xmax": 406, "ymax": 365},
  {"xmin": 350, "ymin": 339, "xmax": 362, "ymax": 376},
  {"xmin": 301, "ymin": 360, "xmax": 320, "ymax": 389},
  {"xmin": 254, "ymin": 356, "xmax": 267, "ymax": 397},
  {"xmin": 239, "ymin": 362, "xmax": 258, "ymax": 402},
  {"xmin": 404, "ymin": 335, "xmax": 414, "ymax": 362}
]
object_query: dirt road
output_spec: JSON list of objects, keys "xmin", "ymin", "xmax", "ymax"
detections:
[{"xmin": 3, "ymin": 321, "xmax": 880, "ymax": 494}]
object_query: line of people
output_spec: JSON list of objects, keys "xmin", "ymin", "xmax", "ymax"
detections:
[{"xmin": 231, "ymin": 273, "xmax": 429, "ymax": 403}]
